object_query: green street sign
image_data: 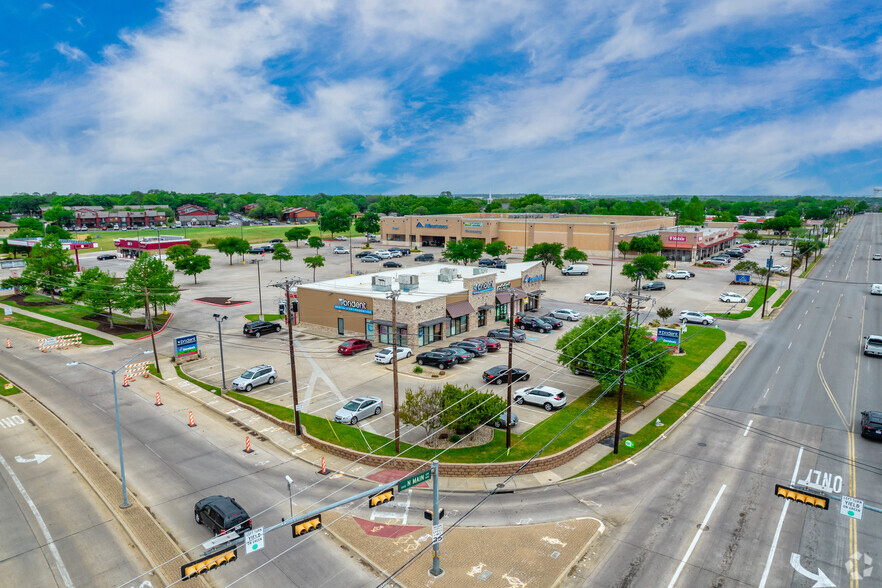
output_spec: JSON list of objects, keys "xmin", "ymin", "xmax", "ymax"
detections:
[{"xmin": 399, "ymin": 469, "xmax": 432, "ymax": 492}]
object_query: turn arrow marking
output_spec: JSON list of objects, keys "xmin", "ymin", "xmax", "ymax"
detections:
[
  {"xmin": 15, "ymin": 454, "xmax": 51, "ymax": 465},
  {"xmin": 790, "ymin": 553, "xmax": 835, "ymax": 587}
]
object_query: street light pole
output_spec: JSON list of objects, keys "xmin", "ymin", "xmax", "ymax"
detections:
[
  {"xmin": 255, "ymin": 259, "xmax": 264, "ymax": 320},
  {"xmin": 506, "ymin": 291, "xmax": 516, "ymax": 449},
  {"xmin": 608, "ymin": 222, "xmax": 617, "ymax": 295},
  {"xmin": 285, "ymin": 475, "xmax": 294, "ymax": 519},
  {"xmin": 213, "ymin": 314, "xmax": 228, "ymax": 389},
  {"xmin": 66, "ymin": 350, "xmax": 150, "ymax": 508},
  {"xmin": 387, "ymin": 289, "xmax": 401, "ymax": 453}
]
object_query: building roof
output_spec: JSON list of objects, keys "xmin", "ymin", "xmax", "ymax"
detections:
[{"xmin": 0, "ymin": 221, "xmax": 17, "ymax": 229}]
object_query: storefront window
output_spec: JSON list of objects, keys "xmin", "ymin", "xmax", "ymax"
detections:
[
  {"xmin": 495, "ymin": 302, "xmax": 508, "ymax": 321},
  {"xmin": 378, "ymin": 325, "xmax": 407, "ymax": 346},
  {"xmin": 448, "ymin": 315, "xmax": 467, "ymax": 337},
  {"xmin": 477, "ymin": 309, "xmax": 487, "ymax": 327}
]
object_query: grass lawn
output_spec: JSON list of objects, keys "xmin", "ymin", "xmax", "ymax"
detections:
[
  {"xmin": 708, "ymin": 286, "xmax": 776, "ymax": 319},
  {"xmin": 1, "ymin": 294, "xmax": 150, "ymax": 338},
  {"xmin": 244, "ymin": 313, "xmax": 283, "ymax": 322},
  {"xmin": 575, "ymin": 341, "xmax": 747, "ymax": 476},
  {"xmin": 0, "ymin": 374, "xmax": 22, "ymax": 396},
  {"xmin": 800, "ymin": 254, "xmax": 823, "ymax": 278},
  {"xmin": 660, "ymin": 328, "xmax": 726, "ymax": 390},
  {"xmin": 0, "ymin": 314, "xmax": 111, "ymax": 345},
  {"xmin": 772, "ymin": 289, "xmax": 792, "ymax": 308}
]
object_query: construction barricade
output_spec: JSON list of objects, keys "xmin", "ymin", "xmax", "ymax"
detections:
[{"xmin": 39, "ymin": 333, "xmax": 82, "ymax": 353}]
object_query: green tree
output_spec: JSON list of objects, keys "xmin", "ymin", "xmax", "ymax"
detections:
[
  {"xmin": 484, "ymin": 240, "xmax": 509, "ymax": 258},
  {"xmin": 165, "ymin": 244, "xmax": 194, "ymax": 262},
  {"xmin": 555, "ymin": 311, "xmax": 670, "ymax": 392},
  {"xmin": 14, "ymin": 217, "xmax": 44, "ymax": 232},
  {"xmin": 307, "ymin": 236, "xmax": 324, "ymax": 251},
  {"xmin": 272, "ymin": 243, "xmax": 292, "ymax": 270},
  {"xmin": 400, "ymin": 385, "xmax": 443, "ymax": 436},
  {"xmin": 657, "ymin": 306, "xmax": 674, "ymax": 322},
  {"xmin": 304, "ymin": 254, "xmax": 325, "ymax": 281},
  {"xmin": 45, "ymin": 225, "xmax": 71, "ymax": 240},
  {"xmin": 441, "ymin": 239, "xmax": 485, "ymax": 265},
  {"xmin": 617, "ymin": 240, "xmax": 631, "ymax": 259},
  {"xmin": 731, "ymin": 260, "xmax": 767, "ymax": 280},
  {"xmin": 174, "ymin": 254, "xmax": 211, "ymax": 284},
  {"xmin": 629, "ymin": 235, "xmax": 663, "ymax": 255},
  {"xmin": 523, "ymin": 242, "xmax": 564, "ymax": 279},
  {"xmin": 217, "ymin": 237, "xmax": 250, "ymax": 264},
  {"xmin": 43, "ymin": 206, "xmax": 75, "ymax": 226},
  {"xmin": 562, "ymin": 247, "xmax": 588, "ymax": 263},
  {"xmin": 20, "ymin": 239, "xmax": 77, "ymax": 301},
  {"xmin": 64, "ymin": 267, "xmax": 124, "ymax": 327},
  {"xmin": 188, "ymin": 238, "xmax": 202, "ymax": 254},
  {"xmin": 285, "ymin": 226, "xmax": 311, "ymax": 247},
  {"xmin": 318, "ymin": 210, "xmax": 351, "ymax": 236},
  {"xmin": 122, "ymin": 254, "xmax": 180, "ymax": 326},
  {"xmin": 354, "ymin": 212, "xmax": 380, "ymax": 234},
  {"xmin": 621, "ymin": 254, "xmax": 668, "ymax": 288},
  {"xmin": 438, "ymin": 384, "xmax": 506, "ymax": 434}
]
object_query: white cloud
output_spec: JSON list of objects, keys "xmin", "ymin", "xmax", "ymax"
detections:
[{"xmin": 54, "ymin": 42, "xmax": 88, "ymax": 62}]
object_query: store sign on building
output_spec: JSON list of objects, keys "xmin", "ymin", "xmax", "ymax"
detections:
[
  {"xmin": 496, "ymin": 282, "xmax": 511, "ymax": 291},
  {"xmin": 334, "ymin": 298, "xmax": 373, "ymax": 314},
  {"xmin": 472, "ymin": 281, "xmax": 495, "ymax": 294},
  {"xmin": 415, "ymin": 222, "xmax": 448, "ymax": 229},
  {"xmin": 464, "ymin": 222, "xmax": 483, "ymax": 227},
  {"xmin": 524, "ymin": 274, "xmax": 543, "ymax": 283},
  {"xmin": 667, "ymin": 235, "xmax": 687, "ymax": 242}
]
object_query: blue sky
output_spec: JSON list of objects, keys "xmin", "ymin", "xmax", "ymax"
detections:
[{"xmin": 1, "ymin": 1, "xmax": 880, "ymax": 196}]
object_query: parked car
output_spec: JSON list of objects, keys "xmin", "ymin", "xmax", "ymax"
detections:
[
  {"xmin": 374, "ymin": 250, "xmax": 392, "ymax": 259},
  {"xmin": 333, "ymin": 246, "xmax": 349, "ymax": 254},
  {"xmin": 466, "ymin": 336, "xmax": 501, "ymax": 351},
  {"xmin": 368, "ymin": 236, "xmax": 381, "ymax": 243},
  {"xmin": 719, "ymin": 292, "xmax": 747, "ymax": 303},
  {"xmin": 584, "ymin": 290, "xmax": 610, "ymax": 302},
  {"xmin": 333, "ymin": 235, "xmax": 348, "ymax": 241},
  {"xmin": 382, "ymin": 260, "xmax": 402, "ymax": 268},
  {"xmin": 863, "ymin": 335, "xmax": 882, "ymax": 357},
  {"xmin": 519, "ymin": 316, "xmax": 553, "ymax": 333},
  {"xmin": 260, "ymin": 245, "xmax": 275, "ymax": 253},
  {"xmin": 641, "ymin": 281, "xmax": 665, "ymax": 291},
  {"xmin": 491, "ymin": 410, "xmax": 519, "ymax": 429},
  {"xmin": 194, "ymin": 496, "xmax": 252, "ymax": 536},
  {"xmin": 514, "ymin": 385, "xmax": 566, "ymax": 411},
  {"xmin": 269, "ymin": 238, "xmax": 283, "ymax": 244},
  {"xmin": 871, "ymin": 284, "xmax": 882, "ymax": 295},
  {"xmin": 337, "ymin": 339, "xmax": 373, "ymax": 355},
  {"xmin": 860, "ymin": 410, "xmax": 882, "ymax": 440},
  {"xmin": 492, "ymin": 259, "xmax": 507, "ymax": 269},
  {"xmin": 561, "ymin": 264, "xmax": 589, "ymax": 276},
  {"xmin": 488, "ymin": 328, "xmax": 526, "ymax": 342},
  {"xmin": 478, "ymin": 258, "xmax": 499, "ymax": 267},
  {"xmin": 388, "ymin": 250, "xmax": 402, "ymax": 258},
  {"xmin": 707, "ymin": 257, "xmax": 729, "ymax": 266},
  {"xmin": 483, "ymin": 366, "xmax": 530, "ymax": 384},
  {"xmin": 415, "ymin": 351, "xmax": 456, "ymax": 369},
  {"xmin": 540, "ymin": 315, "xmax": 564, "ymax": 329},
  {"xmin": 355, "ymin": 251, "xmax": 374, "ymax": 258},
  {"xmin": 243, "ymin": 320, "xmax": 282, "ymax": 337},
  {"xmin": 679, "ymin": 310, "xmax": 715, "ymax": 325},
  {"xmin": 231, "ymin": 365, "xmax": 277, "ymax": 392},
  {"xmin": 770, "ymin": 264, "xmax": 788, "ymax": 274},
  {"xmin": 334, "ymin": 396, "xmax": 383, "ymax": 425},
  {"xmin": 361, "ymin": 255, "xmax": 380, "ymax": 263},
  {"xmin": 373, "ymin": 346, "xmax": 413, "ymax": 364},
  {"xmin": 450, "ymin": 339, "xmax": 487, "ymax": 356},
  {"xmin": 97, "ymin": 253, "xmax": 117, "ymax": 260},
  {"xmin": 435, "ymin": 347, "xmax": 474, "ymax": 363},
  {"xmin": 414, "ymin": 253, "xmax": 435, "ymax": 262},
  {"xmin": 666, "ymin": 270, "xmax": 691, "ymax": 279},
  {"xmin": 247, "ymin": 248, "xmax": 264, "ymax": 255},
  {"xmin": 389, "ymin": 247, "xmax": 410, "ymax": 256},
  {"xmin": 780, "ymin": 249, "xmax": 793, "ymax": 257},
  {"xmin": 551, "ymin": 308, "xmax": 581, "ymax": 321},
  {"xmin": 725, "ymin": 249, "xmax": 744, "ymax": 258}
]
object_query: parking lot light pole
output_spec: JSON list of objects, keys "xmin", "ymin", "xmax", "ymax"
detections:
[
  {"xmin": 255, "ymin": 259, "xmax": 264, "ymax": 320},
  {"xmin": 608, "ymin": 222, "xmax": 616, "ymax": 295},
  {"xmin": 213, "ymin": 314, "xmax": 228, "ymax": 389},
  {"xmin": 387, "ymin": 289, "xmax": 401, "ymax": 453},
  {"xmin": 506, "ymin": 292, "xmax": 516, "ymax": 449},
  {"xmin": 66, "ymin": 350, "xmax": 150, "ymax": 509}
]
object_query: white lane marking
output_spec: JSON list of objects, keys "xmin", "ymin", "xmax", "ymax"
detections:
[
  {"xmin": 762, "ymin": 388, "xmax": 769, "ymax": 398},
  {"xmin": 743, "ymin": 420, "xmax": 753, "ymax": 437},
  {"xmin": 49, "ymin": 375, "xmax": 62, "ymax": 383},
  {"xmin": 0, "ymin": 453, "xmax": 74, "ymax": 587},
  {"xmin": 797, "ymin": 324, "xmax": 801, "ymax": 330},
  {"xmin": 787, "ymin": 342, "xmax": 792, "ymax": 349},
  {"xmin": 775, "ymin": 366, "xmax": 781, "ymax": 374},
  {"xmin": 144, "ymin": 444, "xmax": 162, "ymax": 459},
  {"xmin": 667, "ymin": 484, "xmax": 727, "ymax": 588},
  {"xmin": 759, "ymin": 447, "xmax": 804, "ymax": 588},
  {"xmin": 92, "ymin": 402, "xmax": 108, "ymax": 414}
]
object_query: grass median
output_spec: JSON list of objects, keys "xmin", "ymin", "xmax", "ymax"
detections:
[
  {"xmin": 1, "ymin": 294, "xmax": 150, "ymax": 338},
  {"xmin": 773, "ymin": 289, "xmax": 792, "ymax": 308},
  {"xmin": 0, "ymin": 374, "xmax": 22, "ymax": 396},
  {"xmin": 0, "ymin": 314, "xmax": 111, "ymax": 345}
]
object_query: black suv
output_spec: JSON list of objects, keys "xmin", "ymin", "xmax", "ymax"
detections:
[
  {"xmin": 434, "ymin": 347, "xmax": 473, "ymax": 363},
  {"xmin": 449, "ymin": 340, "xmax": 487, "ymax": 356},
  {"xmin": 540, "ymin": 315, "xmax": 563, "ymax": 329},
  {"xmin": 194, "ymin": 495, "xmax": 252, "ymax": 536},
  {"xmin": 243, "ymin": 320, "xmax": 282, "ymax": 337},
  {"xmin": 414, "ymin": 253, "xmax": 435, "ymax": 262},
  {"xmin": 861, "ymin": 411, "xmax": 882, "ymax": 440},
  {"xmin": 519, "ymin": 316, "xmax": 553, "ymax": 333},
  {"xmin": 416, "ymin": 351, "xmax": 455, "ymax": 369},
  {"xmin": 482, "ymin": 366, "xmax": 530, "ymax": 384}
]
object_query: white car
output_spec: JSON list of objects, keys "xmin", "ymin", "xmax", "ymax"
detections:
[
  {"xmin": 874, "ymin": 254, "xmax": 881, "ymax": 261},
  {"xmin": 666, "ymin": 270, "xmax": 691, "ymax": 279},
  {"xmin": 719, "ymin": 292, "xmax": 747, "ymax": 303},
  {"xmin": 333, "ymin": 247, "xmax": 349, "ymax": 254},
  {"xmin": 374, "ymin": 346, "xmax": 413, "ymax": 364},
  {"xmin": 374, "ymin": 250, "xmax": 392, "ymax": 259},
  {"xmin": 334, "ymin": 396, "xmax": 383, "ymax": 425},
  {"xmin": 871, "ymin": 284, "xmax": 882, "ymax": 295},
  {"xmin": 551, "ymin": 308, "xmax": 582, "ymax": 321},
  {"xmin": 514, "ymin": 385, "xmax": 566, "ymax": 411},
  {"xmin": 780, "ymin": 249, "xmax": 792, "ymax": 256},
  {"xmin": 388, "ymin": 250, "xmax": 402, "ymax": 258},
  {"xmin": 584, "ymin": 291, "xmax": 610, "ymax": 302},
  {"xmin": 679, "ymin": 310, "xmax": 715, "ymax": 325},
  {"xmin": 333, "ymin": 235, "xmax": 348, "ymax": 241},
  {"xmin": 770, "ymin": 265, "xmax": 788, "ymax": 274}
]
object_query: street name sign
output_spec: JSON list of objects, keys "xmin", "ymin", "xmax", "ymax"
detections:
[{"xmin": 399, "ymin": 469, "xmax": 432, "ymax": 491}]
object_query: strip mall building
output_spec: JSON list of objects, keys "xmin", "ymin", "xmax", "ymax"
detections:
[{"xmin": 297, "ymin": 262, "xmax": 545, "ymax": 348}]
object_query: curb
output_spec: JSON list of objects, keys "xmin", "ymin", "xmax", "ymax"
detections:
[{"xmin": 135, "ymin": 312, "xmax": 174, "ymax": 340}]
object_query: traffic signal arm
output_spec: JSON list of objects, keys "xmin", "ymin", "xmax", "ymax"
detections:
[
  {"xmin": 775, "ymin": 484, "xmax": 829, "ymax": 509},
  {"xmin": 181, "ymin": 547, "xmax": 238, "ymax": 580},
  {"xmin": 292, "ymin": 514, "xmax": 323, "ymax": 537}
]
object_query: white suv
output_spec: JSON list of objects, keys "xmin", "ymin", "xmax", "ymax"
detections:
[
  {"xmin": 514, "ymin": 385, "xmax": 566, "ymax": 411},
  {"xmin": 231, "ymin": 365, "xmax": 277, "ymax": 392},
  {"xmin": 584, "ymin": 291, "xmax": 610, "ymax": 302},
  {"xmin": 679, "ymin": 310, "xmax": 715, "ymax": 325},
  {"xmin": 666, "ymin": 270, "xmax": 691, "ymax": 279}
]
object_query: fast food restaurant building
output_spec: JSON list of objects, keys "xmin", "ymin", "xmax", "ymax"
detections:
[{"xmin": 296, "ymin": 262, "xmax": 546, "ymax": 348}]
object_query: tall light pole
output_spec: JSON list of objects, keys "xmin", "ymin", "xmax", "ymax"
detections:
[
  {"xmin": 66, "ymin": 350, "xmax": 151, "ymax": 508},
  {"xmin": 387, "ymin": 289, "xmax": 401, "ymax": 453},
  {"xmin": 213, "ymin": 314, "xmax": 228, "ymax": 389},
  {"xmin": 254, "ymin": 259, "xmax": 264, "ymax": 320},
  {"xmin": 608, "ymin": 222, "xmax": 616, "ymax": 295}
]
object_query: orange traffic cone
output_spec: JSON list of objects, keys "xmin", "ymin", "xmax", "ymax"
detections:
[
  {"xmin": 155, "ymin": 391, "xmax": 163, "ymax": 406},
  {"xmin": 187, "ymin": 411, "xmax": 196, "ymax": 427},
  {"xmin": 5, "ymin": 338, "xmax": 10, "ymax": 349},
  {"xmin": 244, "ymin": 436, "xmax": 253, "ymax": 453}
]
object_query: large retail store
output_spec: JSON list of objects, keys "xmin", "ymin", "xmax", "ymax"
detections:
[{"xmin": 296, "ymin": 262, "xmax": 546, "ymax": 348}]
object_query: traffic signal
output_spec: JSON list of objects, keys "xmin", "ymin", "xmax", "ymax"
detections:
[
  {"xmin": 292, "ymin": 514, "xmax": 322, "ymax": 537},
  {"xmin": 424, "ymin": 507, "xmax": 445, "ymax": 521},
  {"xmin": 774, "ymin": 484, "xmax": 829, "ymax": 509},
  {"xmin": 180, "ymin": 547, "xmax": 237, "ymax": 580},
  {"xmin": 369, "ymin": 488, "xmax": 395, "ymax": 508}
]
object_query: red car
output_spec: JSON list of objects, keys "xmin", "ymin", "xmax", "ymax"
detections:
[
  {"xmin": 466, "ymin": 336, "xmax": 501, "ymax": 351},
  {"xmin": 337, "ymin": 339, "xmax": 373, "ymax": 355}
]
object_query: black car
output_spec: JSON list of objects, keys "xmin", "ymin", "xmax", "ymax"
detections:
[
  {"xmin": 247, "ymin": 248, "xmax": 264, "ymax": 255},
  {"xmin": 243, "ymin": 320, "xmax": 282, "ymax": 337},
  {"xmin": 195, "ymin": 495, "xmax": 252, "ymax": 536},
  {"xmin": 269, "ymin": 238, "xmax": 283, "ymax": 244},
  {"xmin": 414, "ymin": 253, "xmax": 435, "ymax": 262},
  {"xmin": 482, "ymin": 366, "xmax": 530, "ymax": 384},
  {"xmin": 725, "ymin": 249, "xmax": 744, "ymax": 258},
  {"xmin": 519, "ymin": 316, "xmax": 552, "ymax": 333},
  {"xmin": 434, "ymin": 347, "xmax": 473, "ymax": 363},
  {"xmin": 450, "ymin": 340, "xmax": 487, "ymax": 356},
  {"xmin": 492, "ymin": 260, "xmax": 507, "ymax": 269},
  {"xmin": 383, "ymin": 260, "xmax": 402, "ymax": 268},
  {"xmin": 488, "ymin": 328, "xmax": 526, "ymax": 342},
  {"xmin": 642, "ymin": 281, "xmax": 666, "ymax": 291},
  {"xmin": 540, "ymin": 315, "xmax": 563, "ymax": 329},
  {"xmin": 355, "ymin": 251, "xmax": 374, "ymax": 258},
  {"xmin": 261, "ymin": 245, "xmax": 275, "ymax": 253},
  {"xmin": 97, "ymin": 253, "xmax": 117, "ymax": 260},
  {"xmin": 478, "ymin": 258, "xmax": 498, "ymax": 267},
  {"xmin": 861, "ymin": 411, "xmax": 882, "ymax": 440},
  {"xmin": 415, "ymin": 351, "xmax": 455, "ymax": 369}
]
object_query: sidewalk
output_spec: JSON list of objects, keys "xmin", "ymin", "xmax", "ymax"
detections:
[{"xmin": 0, "ymin": 304, "xmax": 129, "ymax": 344}]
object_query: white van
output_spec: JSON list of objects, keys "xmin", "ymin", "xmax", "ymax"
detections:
[{"xmin": 561, "ymin": 264, "xmax": 589, "ymax": 276}]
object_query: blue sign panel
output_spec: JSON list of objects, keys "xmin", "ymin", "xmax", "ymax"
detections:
[
  {"xmin": 175, "ymin": 334, "xmax": 198, "ymax": 358},
  {"xmin": 657, "ymin": 327, "xmax": 680, "ymax": 347},
  {"xmin": 735, "ymin": 274, "xmax": 751, "ymax": 283}
]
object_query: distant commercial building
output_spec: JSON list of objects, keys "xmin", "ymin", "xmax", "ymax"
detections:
[
  {"xmin": 281, "ymin": 207, "xmax": 318, "ymax": 223},
  {"xmin": 39, "ymin": 205, "xmax": 166, "ymax": 229},
  {"xmin": 176, "ymin": 204, "xmax": 218, "ymax": 226},
  {"xmin": 113, "ymin": 235, "xmax": 191, "ymax": 258},
  {"xmin": 243, "ymin": 203, "xmax": 259, "ymax": 212},
  {"xmin": 656, "ymin": 225, "xmax": 739, "ymax": 263},
  {"xmin": 0, "ymin": 221, "xmax": 17, "ymax": 237}
]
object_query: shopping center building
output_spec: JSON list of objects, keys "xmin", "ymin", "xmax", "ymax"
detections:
[{"xmin": 296, "ymin": 261, "xmax": 546, "ymax": 348}]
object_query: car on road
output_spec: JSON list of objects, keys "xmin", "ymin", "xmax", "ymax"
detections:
[
  {"xmin": 487, "ymin": 328, "xmax": 526, "ymax": 342},
  {"xmin": 414, "ymin": 253, "xmax": 435, "ymax": 262},
  {"xmin": 770, "ymin": 264, "xmax": 788, "ymax": 274},
  {"xmin": 518, "ymin": 316, "xmax": 553, "ymax": 333},
  {"xmin": 874, "ymin": 254, "xmax": 882, "ymax": 261},
  {"xmin": 243, "ymin": 320, "xmax": 282, "ymax": 337},
  {"xmin": 860, "ymin": 410, "xmax": 882, "ymax": 440},
  {"xmin": 334, "ymin": 396, "xmax": 383, "ymax": 425},
  {"xmin": 373, "ymin": 346, "xmax": 413, "ymax": 364},
  {"xmin": 641, "ymin": 281, "xmax": 666, "ymax": 291},
  {"xmin": 195, "ymin": 496, "xmax": 252, "ymax": 536},
  {"xmin": 584, "ymin": 290, "xmax": 610, "ymax": 302},
  {"xmin": 540, "ymin": 315, "xmax": 564, "ymax": 329},
  {"xmin": 872, "ymin": 284, "xmax": 882, "ymax": 295},
  {"xmin": 483, "ymin": 366, "xmax": 530, "ymax": 384},
  {"xmin": 514, "ymin": 385, "xmax": 566, "ymax": 411},
  {"xmin": 260, "ymin": 245, "xmax": 275, "ymax": 253},
  {"xmin": 333, "ymin": 246, "xmax": 349, "ymax": 254},
  {"xmin": 450, "ymin": 339, "xmax": 487, "ymax": 356},
  {"xmin": 361, "ymin": 255, "xmax": 380, "ymax": 263},
  {"xmin": 231, "ymin": 365, "xmax": 277, "ymax": 392},
  {"xmin": 415, "ymin": 351, "xmax": 456, "ymax": 369},
  {"xmin": 435, "ymin": 347, "xmax": 474, "ymax": 363},
  {"xmin": 382, "ymin": 260, "xmax": 402, "ymax": 268},
  {"xmin": 337, "ymin": 339, "xmax": 372, "ymax": 355},
  {"xmin": 97, "ymin": 253, "xmax": 117, "ymax": 260},
  {"xmin": 863, "ymin": 335, "xmax": 882, "ymax": 357},
  {"xmin": 490, "ymin": 410, "xmax": 519, "ymax": 429},
  {"xmin": 719, "ymin": 292, "xmax": 747, "ymax": 303},
  {"xmin": 679, "ymin": 310, "xmax": 715, "ymax": 325},
  {"xmin": 666, "ymin": 270, "xmax": 692, "ymax": 279},
  {"xmin": 550, "ymin": 308, "xmax": 581, "ymax": 321},
  {"xmin": 465, "ymin": 336, "xmax": 501, "ymax": 351}
]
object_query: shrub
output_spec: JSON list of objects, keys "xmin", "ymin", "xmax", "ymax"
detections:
[
  {"xmin": 413, "ymin": 366, "xmax": 423, "ymax": 374},
  {"xmin": 450, "ymin": 435, "xmax": 461, "ymax": 443},
  {"xmin": 657, "ymin": 307, "xmax": 674, "ymax": 321}
]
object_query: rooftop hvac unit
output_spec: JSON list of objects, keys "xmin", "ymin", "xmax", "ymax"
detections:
[
  {"xmin": 440, "ymin": 267, "xmax": 458, "ymax": 277},
  {"xmin": 438, "ymin": 273, "xmax": 453, "ymax": 282},
  {"xmin": 472, "ymin": 267, "xmax": 489, "ymax": 275},
  {"xmin": 398, "ymin": 274, "xmax": 418, "ymax": 285},
  {"xmin": 372, "ymin": 276, "xmax": 393, "ymax": 291}
]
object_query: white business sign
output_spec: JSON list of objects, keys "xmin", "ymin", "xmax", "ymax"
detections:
[
  {"xmin": 840, "ymin": 495, "xmax": 864, "ymax": 520},
  {"xmin": 245, "ymin": 527, "xmax": 265, "ymax": 553}
]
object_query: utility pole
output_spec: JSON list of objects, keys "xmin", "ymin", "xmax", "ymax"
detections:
[
  {"xmin": 144, "ymin": 288, "xmax": 160, "ymax": 370},
  {"xmin": 270, "ymin": 278, "xmax": 302, "ymax": 435},
  {"xmin": 387, "ymin": 289, "xmax": 401, "ymax": 453},
  {"xmin": 506, "ymin": 291, "xmax": 517, "ymax": 449},
  {"xmin": 213, "ymin": 314, "xmax": 228, "ymax": 389},
  {"xmin": 255, "ymin": 259, "xmax": 264, "ymax": 320},
  {"xmin": 761, "ymin": 251, "xmax": 772, "ymax": 319},
  {"xmin": 608, "ymin": 222, "xmax": 616, "ymax": 295},
  {"xmin": 611, "ymin": 290, "xmax": 650, "ymax": 454}
]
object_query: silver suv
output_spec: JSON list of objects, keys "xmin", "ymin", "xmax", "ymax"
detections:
[{"xmin": 231, "ymin": 365, "xmax": 277, "ymax": 392}]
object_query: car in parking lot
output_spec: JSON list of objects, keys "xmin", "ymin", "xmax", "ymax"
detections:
[
  {"xmin": 518, "ymin": 316, "xmax": 553, "ymax": 333},
  {"xmin": 863, "ymin": 335, "xmax": 882, "ymax": 357},
  {"xmin": 641, "ymin": 281, "xmax": 665, "ymax": 291},
  {"xmin": 860, "ymin": 410, "xmax": 882, "ymax": 440},
  {"xmin": 679, "ymin": 310, "xmax": 715, "ymax": 325},
  {"xmin": 706, "ymin": 257, "xmax": 729, "ymax": 266},
  {"xmin": 780, "ymin": 249, "xmax": 792, "ymax": 257},
  {"xmin": 435, "ymin": 347, "xmax": 473, "ymax": 363},
  {"xmin": 540, "ymin": 315, "xmax": 564, "ymax": 329},
  {"xmin": 269, "ymin": 238, "xmax": 283, "ymax": 244},
  {"xmin": 482, "ymin": 366, "xmax": 530, "ymax": 384},
  {"xmin": 550, "ymin": 308, "xmax": 581, "ymax": 321},
  {"xmin": 466, "ymin": 336, "xmax": 500, "ymax": 351},
  {"xmin": 355, "ymin": 251, "xmax": 374, "ymax": 258},
  {"xmin": 260, "ymin": 245, "xmax": 275, "ymax": 253},
  {"xmin": 333, "ymin": 246, "xmax": 349, "ymax": 254},
  {"xmin": 487, "ymin": 328, "xmax": 526, "ymax": 342},
  {"xmin": 770, "ymin": 264, "xmax": 788, "ymax": 274},
  {"xmin": 872, "ymin": 284, "xmax": 882, "ymax": 295},
  {"xmin": 719, "ymin": 292, "xmax": 747, "ymax": 303},
  {"xmin": 373, "ymin": 346, "xmax": 413, "ymax": 364},
  {"xmin": 243, "ymin": 320, "xmax": 282, "ymax": 337},
  {"xmin": 337, "ymin": 339, "xmax": 373, "ymax": 355},
  {"xmin": 584, "ymin": 290, "xmax": 610, "ymax": 302},
  {"xmin": 231, "ymin": 365, "xmax": 277, "ymax": 392},
  {"xmin": 416, "ymin": 351, "xmax": 456, "ymax": 369},
  {"xmin": 490, "ymin": 410, "xmax": 519, "ymax": 429},
  {"xmin": 874, "ymin": 254, "xmax": 882, "ymax": 261},
  {"xmin": 450, "ymin": 339, "xmax": 487, "ymax": 356},
  {"xmin": 388, "ymin": 250, "xmax": 402, "ymax": 258},
  {"xmin": 389, "ymin": 247, "xmax": 410, "ymax": 256},
  {"xmin": 361, "ymin": 255, "xmax": 380, "ymax": 263},
  {"xmin": 414, "ymin": 253, "xmax": 435, "ymax": 262},
  {"xmin": 374, "ymin": 250, "xmax": 392, "ymax": 259},
  {"xmin": 194, "ymin": 496, "xmax": 252, "ymax": 536},
  {"xmin": 514, "ymin": 385, "xmax": 566, "ymax": 411},
  {"xmin": 724, "ymin": 249, "xmax": 744, "ymax": 258},
  {"xmin": 247, "ymin": 248, "xmax": 265, "ymax": 255},
  {"xmin": 666, "ymin": 270, "xmax": 692, "ymax": 279},
  {"xmin": 97, "ymin": 253, "xmax": 117, "ymax": 260},
  {"xmin": 334, "ymin": 396, "xmax": 383, "ymax": 425},
  {"xmin": 382, "ymin": 260, "xmax": 402, "ymax": 268},
  {"xmin": 333, "ymin": 235, "xmax": 348, "ymax": 241},
  {"xmin": 478, "ymin": 258, "xmax": 499, "ymax": 266}
]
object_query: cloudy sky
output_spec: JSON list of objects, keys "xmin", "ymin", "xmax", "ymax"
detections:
[{"xmin": 1, "ymin": 1, "xmax": 880, "ymax": 196}]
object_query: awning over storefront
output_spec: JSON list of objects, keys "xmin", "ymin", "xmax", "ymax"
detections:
[
  {"xmin": 418, "ymin": 317, "xmax": 447, "ymax": 328},
  {"xmin": 528, "ymin": 290, "xmax": 546, "ymax": 296},
  {"xmin": 496, "ymin": 292, "xmax": 516, "ymax": 303},
  {"xmin": 511, "ymin": 287, "xmax": 528, "ymax": 299},
  {"xmin": 373, "ymin": 319, "xmax": 408, "ymax": 328},
  {"xmin": 446, "ymin": 300, "xmax": 475, "ymax": 319},
  {"xmin": 477, "ymin": 304, "xmax": 494, "ymax": 311}
]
